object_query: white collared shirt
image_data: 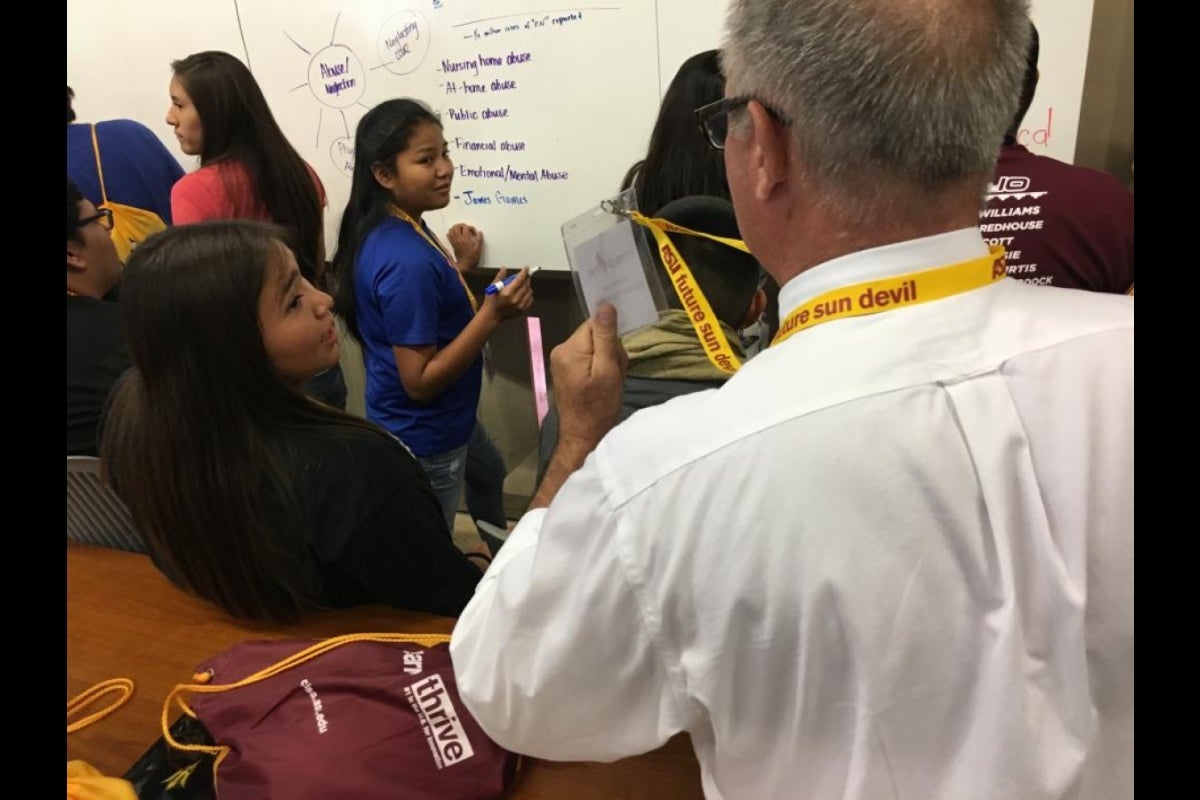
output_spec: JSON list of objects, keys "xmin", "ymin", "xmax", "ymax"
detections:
[{"xmin": 451, "ymin": 228, "xmax": 1134, "ymax": 800}]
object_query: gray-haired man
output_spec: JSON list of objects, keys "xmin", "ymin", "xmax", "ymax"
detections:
[{"xmin": 452, "ymin": 3, "xmax": 1133, "ymax": 798}]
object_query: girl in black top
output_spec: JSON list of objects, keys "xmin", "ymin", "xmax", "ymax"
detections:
[{"xmin": 102, "ymin": 220, "xmax": 485, "ymax": 624}]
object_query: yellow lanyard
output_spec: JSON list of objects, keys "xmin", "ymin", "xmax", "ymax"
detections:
[
  {"xmin": 772, "ymin": 246, "xmax": 1009, "ymax": 346},
  {"xmin": 89, "ymin": 125, "xmax": 111, "ymax": 205},
  {"xmin": 387, "ymin": 205, "xmax": 478, "ymax": 313},
  {"xmin": 627, "ymin": 211, "xmax": 749, "ymax": 375}
]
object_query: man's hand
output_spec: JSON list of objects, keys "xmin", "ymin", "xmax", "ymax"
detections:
[
  {"xmin": 529, "ymin": 303, "xmax": 628, "ymax": 510},
  {"xmin": 553, "ymin": 303, "xmax": 628, "ymax": 448},
  {"xmin": 448, "ymin": 223, "xmax": 484, "ymax": 272}
]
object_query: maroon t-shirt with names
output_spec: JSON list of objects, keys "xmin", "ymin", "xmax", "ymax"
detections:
[{"xmin": 981, "ymin": 144, "xmax": 1133, "ymax": 293}]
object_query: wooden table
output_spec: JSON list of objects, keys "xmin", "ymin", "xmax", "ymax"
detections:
[{"xmin": 67, "ymin": 542, "xmax": 704, "ymax": 799}]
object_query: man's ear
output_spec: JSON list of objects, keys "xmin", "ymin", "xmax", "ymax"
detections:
[
  {"xmin": 739, "ymin": 287, "xmax": 768, "ymax": 330},
  {"xmin": 745, "ymin": 101, "xmax": 790, "ymax": 202},
  {"xmin": 67, "ymin": 240, "xmax": 87, "ymax": 273}
]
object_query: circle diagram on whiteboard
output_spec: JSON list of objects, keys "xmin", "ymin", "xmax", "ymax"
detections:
[
  {"xmin": 307, "ymin": 44, "xmax": 366, "ymax": 109},
  {"xmin": 377, "ymin": 10, "xmax": 431, "ymax": 75}
]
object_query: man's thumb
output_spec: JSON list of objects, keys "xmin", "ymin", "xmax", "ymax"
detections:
[{"xmin": 593, "ymin": 302, "xmax": 618, "ymax": 339}]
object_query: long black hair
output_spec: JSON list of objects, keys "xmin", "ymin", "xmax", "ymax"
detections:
[
  {"xmin": 102, "ymin": 220, "xmax": 405, "ymax": 624},
  {"xmin": 621, "ymin": 50, "xmax": 729, "ymax": 214},
  {"xmin": 330, "ymin": 98, "xmax": 441, "ymax": 341}
]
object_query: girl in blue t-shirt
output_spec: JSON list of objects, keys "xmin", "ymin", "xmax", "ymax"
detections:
[{"xmin": 332, "ymin": 98, "xmax": 533, "ymax": 530}]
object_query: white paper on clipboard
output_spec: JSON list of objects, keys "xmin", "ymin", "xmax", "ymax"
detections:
[{"xmin": 561, "ymin": 190, "xmax": 668, "ymax": 336}]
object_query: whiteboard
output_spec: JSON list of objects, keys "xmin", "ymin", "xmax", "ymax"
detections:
[{"xmin": 67, "ymin": 0, "xmax": 1095, "ymax": 271}]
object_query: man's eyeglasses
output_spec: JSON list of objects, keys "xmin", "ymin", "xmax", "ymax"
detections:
[
  {"xmin": 77, "ymin": 207, "xmax": 114, "ymax": 232},
  {"xmin": 694, "ymin": 95, "xmax": 789, "ymax": 151}
]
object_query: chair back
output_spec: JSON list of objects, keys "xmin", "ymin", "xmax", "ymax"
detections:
[{"xmin": 67, "ymin": 456, "xmax": 147, "ymax": 553}]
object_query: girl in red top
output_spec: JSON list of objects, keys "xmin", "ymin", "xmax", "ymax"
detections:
[{"xmin": 165, "ymin": 51, "xmax": 345, "ymax": 407}]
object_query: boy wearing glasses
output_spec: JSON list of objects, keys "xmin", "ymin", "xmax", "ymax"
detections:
[{"xmin": 68, "ymin": 178, "xmax": 130, "ymax": 456}]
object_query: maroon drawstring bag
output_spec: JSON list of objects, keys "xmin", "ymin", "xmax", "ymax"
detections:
[{"xmin": 161, "ymin": 633, "xmax": 519, "ymax": 799}]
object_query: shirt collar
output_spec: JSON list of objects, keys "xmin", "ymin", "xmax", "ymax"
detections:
[{"xmin": 777, "ymin": 227, "xmax": 989, "ymax": 319}]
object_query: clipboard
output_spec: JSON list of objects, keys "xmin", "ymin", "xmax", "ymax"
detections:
[{"xmin": 560, "ymin": 188, "xmax": 669, "ymax": 336}]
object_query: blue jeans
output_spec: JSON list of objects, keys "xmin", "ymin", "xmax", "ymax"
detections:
[
  {"xmin": 465, "ymin": 423, "xmax": 508, "ymax": 529},
  {"xmin": 417, "ymin": 422, "xmax": 508, "ymax": 534},
  {"xmin": 416, "ymin": 439, "xmax": 471, "ymax": 533}
]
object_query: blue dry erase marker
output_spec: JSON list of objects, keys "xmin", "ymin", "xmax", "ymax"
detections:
[{"xmin": 484, "ymin": 267, "xmax": 540, "ymax": 295}]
